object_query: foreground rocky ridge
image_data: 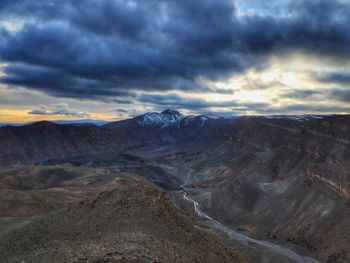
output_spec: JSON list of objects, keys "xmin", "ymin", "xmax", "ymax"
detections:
[{"xmin": 0, "ymin": 177, "xmax": 248, "ymax": 263}]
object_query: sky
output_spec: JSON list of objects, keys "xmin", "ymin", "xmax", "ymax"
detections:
[{"xmin": 0, "ymin": 0, "xmax": 350, "ymax": 122}]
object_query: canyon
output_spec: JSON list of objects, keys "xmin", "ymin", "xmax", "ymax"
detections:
[{"xmin": 0, "ymin": 110, "xmax": 349, "ymax": 263}]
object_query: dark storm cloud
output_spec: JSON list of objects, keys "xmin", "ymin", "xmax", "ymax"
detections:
[
  {"xmin": 1, "ymin": 63, "xmax": 133, "ymax": 99},
  {"xmin": 0, "ymin": 0, "xmax": 350, "ymax": 104},
  {"xmin": 283, "ymin": 89, "xmax": 321, "ymax": 99},
  {"xmin": 280, "ymin": 103, "xmax": 350, "ymax": 113},
  {"xmin": 28, "ymin": 103, "xmax": 90, "ymax": 118},
  {"xmin": 112, "ymin": 98, "xmax": 134, "ymax": 104},
  {"xmin": 238, "ymin": 3, "xmax": 350, "ymax": 57},
  {"xmin": 256, "ymin": 103, "xmax": 350, "ymax": 115},
  {"xmin": 281, "ymin": 87, "xmax": 350, "ymax": 104},
  {"xmin": 315, "ymin": 72, "xmax": 350, "ymax": 85},
  {"xmin": 138, "ymin": 93, "xmax": 269, "ymax": 111},
  {"xmin": 138, "ymin": 93, "xmax": 237, "ymax": 109},
  {"xmin": 114, "ymin": 108, "xmax": 128, "ymax": 113},
  {"xmin": 329, "ymin": 88, "xmax": 350, "ymax": 102}
]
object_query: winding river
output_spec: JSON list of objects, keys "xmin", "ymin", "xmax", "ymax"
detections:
[{"xmin": 181, "ymin": 187, "xmax": 319, "ymax": 263}]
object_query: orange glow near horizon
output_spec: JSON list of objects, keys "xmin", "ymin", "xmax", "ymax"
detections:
[{"xmin": 0, "ymin": 108, "xmax": 117, "ymax": 123}]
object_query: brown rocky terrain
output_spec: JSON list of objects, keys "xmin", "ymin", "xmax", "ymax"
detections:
[
  {"xmin": 0, "ymin": 112, "xmax": 349, "ymax": 262},
  {"xmin": 0, "ymin": 121, "xmax": 144, "ymax": 165},
  {"xmin": 150, "ymin": 115, "xmax": 350, "ymax": 262},
  {"xmin": 0, "ymin": 177, "xmax": 248, "ymax": 263}
]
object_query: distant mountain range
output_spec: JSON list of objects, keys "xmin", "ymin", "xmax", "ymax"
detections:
[
  {"xmin": 0, "ymin": 109, "xmax": 331, "ymax": 128},
  {"xmin": 0, "ymin": 119, "xmax": 109, "ymax": 127},
  {"xmin": 0, "ymin": 109, "xmax": 347, "ymax": 167}
]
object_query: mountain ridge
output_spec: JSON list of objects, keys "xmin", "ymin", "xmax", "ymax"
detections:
[{"xmin": 1, "ymin": 109, "xmax": 343, "ymax": 129}]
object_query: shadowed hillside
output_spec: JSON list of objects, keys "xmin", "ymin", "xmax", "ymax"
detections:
[{"xmin": 0, "ymin": 178, "xmax": 248, "ymax": 263}]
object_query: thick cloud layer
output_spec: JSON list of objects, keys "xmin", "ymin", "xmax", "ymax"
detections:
[
  {"xmin": 0, "ymin": 0, "xmax": 350, "ymax": 112},
  {"xmin": 138, "ymin": 93, "xmax": 269, "ymax": 110},
  {"xmin": 28, "ymin": 103, "xmax": 90, "ymax": 118}
]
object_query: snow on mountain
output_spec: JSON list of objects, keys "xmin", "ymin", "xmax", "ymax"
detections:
[
  {"xmin": 135, "ymin": 110, "xmax": 240, "ymax": 128},
  {"xmin": 132, "ymin": 110, "xmax": 332, "ymax": 129},
  {"xmin": 135, "ymin": 109, "xmax": 184, "ymax": 127}
]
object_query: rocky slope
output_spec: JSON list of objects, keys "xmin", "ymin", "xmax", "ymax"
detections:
[
  {"xmin": 0, "ymin": 178, "xmax": 248, "ymax": 263},
  {"xmin": 149, "ymin": 114, "xmax": 350, "ymax": 262},
  {"xmin": 0, "ymin": 121, "xmax": 145, "ymax": 165}
]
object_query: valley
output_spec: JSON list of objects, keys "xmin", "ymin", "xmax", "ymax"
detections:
[{"xmin": 0, "ymin": 110, "xmax": 349, "ymax": 262}]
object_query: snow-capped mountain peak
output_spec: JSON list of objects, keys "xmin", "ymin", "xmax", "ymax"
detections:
[
  {"xmin": 134, "ymin": 110, "xmax": 241, "ymax": 128},
  {"xmin": 135, "ymin": 109, "xmax": 184, "ymax": 127},
  {"xmin": 160, "ymin": 109, "xmax": 184, "ymax": 124}
]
